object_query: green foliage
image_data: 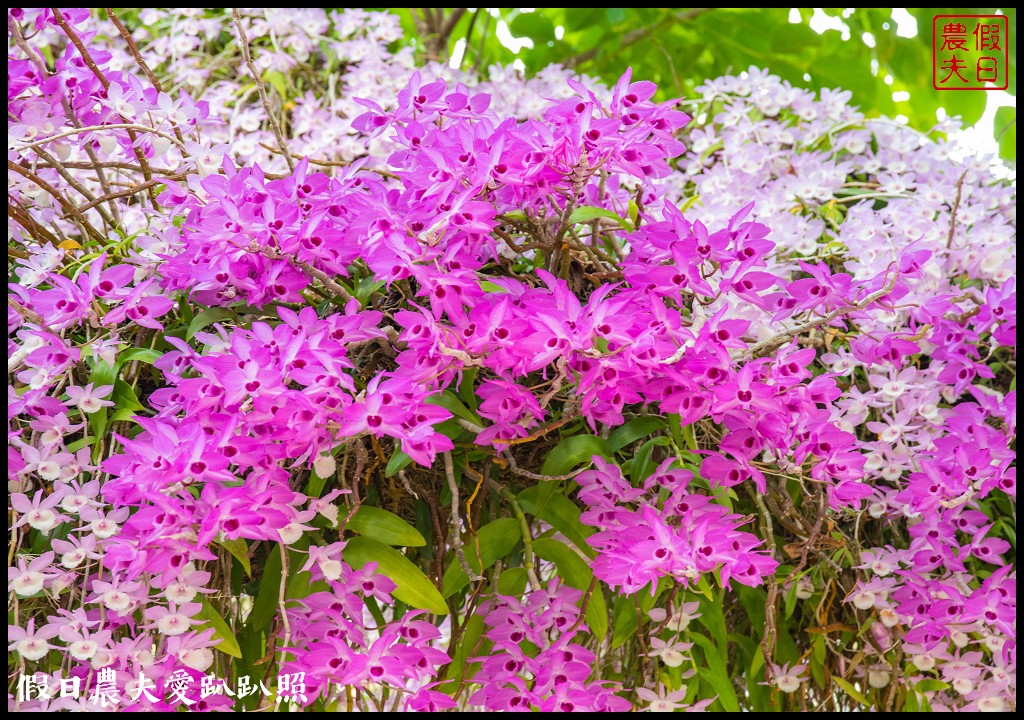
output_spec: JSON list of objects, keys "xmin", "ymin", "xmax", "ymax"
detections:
[
  {"xmin": 541, "ymin": 434, "xmax": 613, "ymax": 476},
  {"xmin": 403, "ymin": 8, "xmax": 1016, "ymax": 161},
  {"xmin": 346, "ymin": 506, "xmax": 427, "ymax": 547},
  {"xmin": 517, "ymin": 485, "xmax": 595, "ymax": 556},
  {"xmin": 197, "ymin": 598, "xmax": 243, "ymax": 658},
  {"xmin": 345, "ymin": 537, "xmax": 449, "ymax": 614},
  {"xmin": 441, "ymin": 517, "xmax": 521, "ymax": 597}
]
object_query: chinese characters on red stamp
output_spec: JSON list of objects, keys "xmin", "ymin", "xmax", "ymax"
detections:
[{"xmin": 933, "ymin": 15, "xmax": 1009, "ymax": 90}]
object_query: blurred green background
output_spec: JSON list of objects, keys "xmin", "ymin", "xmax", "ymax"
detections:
[{"xmin": 389, "ymin": 8, "xmax": 1016, "ymax": 161}]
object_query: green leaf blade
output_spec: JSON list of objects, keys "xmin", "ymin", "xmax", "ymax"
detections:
[
  {"xmin": 345, "ymin": 537, "xmax": 448, "ymax": 615},
  {"xmin": 347, "ymin": 506, "xmax": 426, "ymax": 547}
]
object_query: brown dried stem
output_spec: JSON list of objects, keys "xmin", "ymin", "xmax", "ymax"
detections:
[
  {"xmin": 49, "ymin": 8, "xmax": 159, "ymax": 203},
  {"xmin": 233, "ymin": 10, "xmax": 295, "ymax": 173},
  {"xmin": 105, "ymin": 8, "xmax": 188, "ymax": 147},
  {"xmin": 8, "ymin": 160, "xmax": 103, "ymax": 242}
]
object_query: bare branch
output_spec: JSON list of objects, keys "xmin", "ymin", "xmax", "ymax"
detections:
[
  {"xmin": 50, "ymin": 8, "xmax": 159, "ymax": 200},
  {"xmin": 444, "ymin": 451, "xmax": 483, "ymax": 582},
  {"xmin": 945, "ymin": 170, "xmax": 968, "ymax": 250},
  {"xmin": 232, "ymin": 9, "xmax": 296, "ymax": 173},
  {"xmin": 567, "ymin": 8, "xmax": 712, "ymax": 68}
]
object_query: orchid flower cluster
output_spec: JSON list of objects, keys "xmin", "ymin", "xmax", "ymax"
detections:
[
  {"xmin": 577, "ymin": 457, "xmax": 778, "ymax": 593},
  {"xmin": 467, "ymin": 580, "xmax": 631, "ymax": 712},
  {"xmin": 8, "ymin": 7, "xmax": 1015, "ymax": 714},
  {"xmin": 670, "ymin": 69, "xmax": 1016, "ymax": 712}
]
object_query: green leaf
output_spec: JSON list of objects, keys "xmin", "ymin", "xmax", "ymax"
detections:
[
  {"xmin": 533, "ymin": 537, "xmax": 607, "ymax": 640},
  {"xmin": 810, "ymin": 635, "xmax": 826, "ymax": 688},
  {"xmin": 833, "ymin": 676, "xmax": 871, "ymax": 706},
  {"xmin": 941, "ymin": 89, "xmax": 987, "ymax": 127},
  {"xmin": 680, "ymin": 193, "xmax": 702, "ymax": 213},
  {"xmin": 457, "ymin": 367, "xmax": 479, "ymax": 410},
  {"xmin": 354, "ymin": 277, "xmax": 386, "ymax": 305},
  {"xmin": 770, "ymin": 21, "xmax": 821, "ymax": 54},
  {"xmin": 186, "ymin": 307, "xmax": 235, "ymax": 341},
  {"xmin": 480, "ymin": 280, "xmax": 508, "ymax": 293},
  {"xmin": 995, "ymin": 106, "xmax": 1016, "ymax": 161},
  {"xmin": 89, "ymin": 360, "xmax": 117, "ymax": 388},
  {"xmin": 784, "ymin": 578, "xmax": 799, "ymax": 619},
  {"xmin": 216, "ymin": 537, "xmax": 251, "ymax": 577},
  {"xmin": 610, "ymin": 594, "xmax": 638, "ymax": 649},
  {"xmin": 425, "ymin": 390, "xmax": 481, "ymax": 426},
  {"xmin": 347, "ymin": 506, "xmax": 426, "ymax": 547},
  {"xmin": 109, "ymin": 379, "xmax": 145, "ymax": 423},
  {"xmin": 509, "ymin": 11, "xmax": 555, "ymax": 42},
  {"xmin": 285, "ymin": 566, "xmax": 329, "ymax": 603},
  {"xmin": 608, "ymin": 416, "xmax": 665, "ymax": 452},
  {"xmin": 262, "ymin": 70, "xmax": 289, "ymax": 97},
  {"xmin": 694, "ymin": 574, "xmax": 714, "ymax": 601},
  {"xmin": 541, "ymin": 435, "xmax": 612, "ymax": 476},
  {"xmin": 248, "ymin": 544, "xmax": 283, "ymax": 630},
  {"xmin": 440, "ymin": 613, "xmax": 487, "ymax": 692},
  {"xmin": 345, "ymin": 537, "xmax": 447, "ymax": 614},
  {"xmin": 305, "ymin": 466, "xmax": 330, "ymax": 499},
  {"xmin": 904, "ymin": 688, "xmax": 921, "ymax": 712},
  {"xmin": 115, "ymin": 347, "xmax": 163, "ymax": 369},
  {"xmin": 691, "ymin": 634, "xmax": 739, "ymax": 712},
  {"xmin": 699, "ymin": 591, "xmax": 728, "ymax": 653},
  {"xmin": 385, "ymin": 448, "xmax": 413, "ymax": 477},
  {"xmin": 496, "ymin": 567, "xmax": 528, "ymax": 595},
  {"xmin": 627, "ymin": 435, "xmax": 669, "ymax": 483},
  {"xmin": 627, "ymin": 198, "xmax": 639, "ymax": 225},
  {"xmin": 915, "ymin": 678, "xmax": 950, "ymax": 693},
  {"xmin": 745, "ymin": 644, "xmax": 773, "ymax": 711},
  {"xmin": 442, "ymin": 518, "xmax": 521, "ymax": 597},
  {"xmin": 197, "ymin": 598, "xmax": 242, "ymax": 658},
  {"xmin": 517, "ymin": 485, "xmax": 595, "ymax": 557},
  {"xmin": 85, "ymin": 361, "xmax": 117, "ymax": 446},
  {"xmin": 567, "ymin": 205, "xmax": 631, "ymax": 228},
  {"xmin": 750, "ymin": 642, "xmax": 765, "ymax": 679}
]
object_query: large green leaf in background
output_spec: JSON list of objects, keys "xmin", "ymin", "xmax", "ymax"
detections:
[{"xmin": 389, "ymin": 8, "xmax": 1016, "ymax": 161}]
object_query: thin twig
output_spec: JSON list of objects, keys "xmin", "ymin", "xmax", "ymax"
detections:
[
  {"xmin": 8, "ymin": 199, "xmax": 61, "ymax": 247},
  {"xmin": 105, "ymin": 8, "xmax": 189, "ymax": 148},
  {"xmin": 945, "ymin": 170, "xmax": 968, "ymax": 249},
  {"xmin": 457, "ymin": 8, "xmax": 483, "ymax": 69},
  {"xmin": 440, "ymin": 8, "xmax": 468, "ymax": 39},
  {"xmin": 565, "ymin": 576, "xmax": 599, "ymax": 636},
  {"xmin": 277, "ymin": 545, "xmax": 292, "ymax": 667},
  {"xmin": 7, "ymin": 160, "xmax": 104, "ymax": 242},
  {"xmin": 396, "ymin": 469, "xmax": 418, "ymax": 499},
  {"xmin": 16, "ymin": 123, "xmax": 186, "ymax": 152},
  {"xmin": 258, "ymin": 244, "xmax": 353, "ymax": 302},
  {"xmin": 735, "ymin": 263, "xmax": 901, "ymax": 361},
  {"xmin": 782, "ymin": 490, "xmax": 827, "ymax": 587},
  {"xmin": 443, "ymin": 451, "xmax": 483, "ymax": 582},
  {"xmin": 77, "ymin": 176, "xmax": 184, "ymax": 212},
  {"xmin": 490, "ymin": 405, "xmax": 580, "ymax": 447},
  {"xmin": 50, "ymin": 8, "xmax": 159, "ymax": 202},
  {"xmin": 257, "ymin": 142, "xmax": 399, "ymax": 179},
  {"xmin": 501, "ymin": 451, "xmax": 585, "ymax": 483},
  {"xmin": 25, "ymin": 148, "xmax": 118, "ymax": 229},
  {"xmin": 21, "ymin": 159, "xmax": 181, "ymax": 174},
  {"xmin": 64, "ymin": 103, "xmax": 123, "ymax": 224},
  {"xmin": 105, "ymin": 8, "xmax": 162, "ymax": 91},
  {"xmin": 233, "ymin": 9, "xmax": 295, "ymax": 173},
  {"xmin": 9, "ymin": 300, "xmax": 52, "ymax": 331}
]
